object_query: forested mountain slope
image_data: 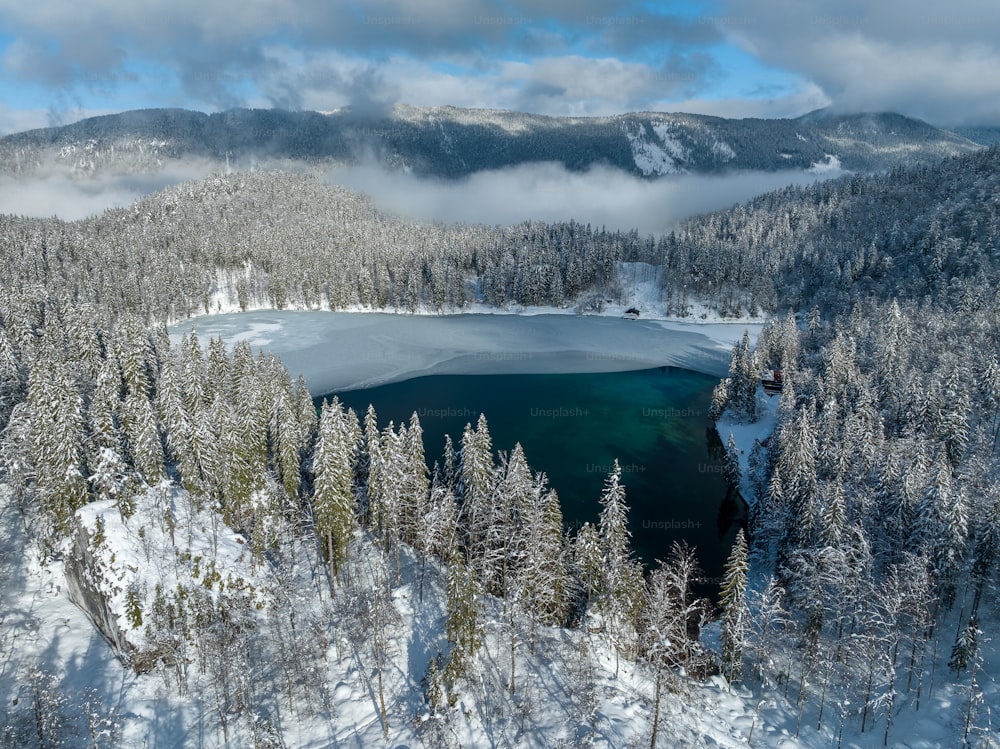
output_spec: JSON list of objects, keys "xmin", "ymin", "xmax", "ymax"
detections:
[
  {"xmin": 660, "ymin": 145, "xmax": 1000, "ymax": 315},
  {"xmin": 0, "ymin": 170, "xmax": 644, "ymax": 321},
  {"xmin": 0, "ymin": 105, "xmax": 981, "ymax": 178},
  {"xmin": 1, "ymin": 145, "xmax": 997, "ymax": 329}
]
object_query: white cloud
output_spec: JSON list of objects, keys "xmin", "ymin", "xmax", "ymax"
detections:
[
  {"xmin": 667, "ymin": 81, "xmax": 832, "ymax": 120},
  {"xmin": 718, "ymin": 0, "xmax": 1000, "ymax": 124},
  {"xmin": 0, "ymin": 161, "xmax": 217, "ymax": 220},
  {"xmin": 251, "ymin": 50, "xmax": 710, "ymax": 117},
  {"xmin": 0, "ymin": 1, "xmax": 722, "ymax": 118},
  {"xmin": 0, "ymin": 104, "xmax": 50, "ymax": 135},
  {"xmin": 326, "ymin": 161, "xmax": 845, "ymax": 236}
]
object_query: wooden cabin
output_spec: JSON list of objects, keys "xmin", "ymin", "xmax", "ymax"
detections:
[{"xmin": 762, "ymin": 369, "xmax": 783, "ymax": 395}]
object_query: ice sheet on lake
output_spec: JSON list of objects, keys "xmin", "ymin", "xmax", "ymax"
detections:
[{"xmin": 170, "ymin": 311, "xmax": 739, "ymax": 395}]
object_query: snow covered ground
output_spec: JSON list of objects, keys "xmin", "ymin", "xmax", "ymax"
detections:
[{"xmin": 5, "ymin": 476, "xmax": 997, "ymax": 748}]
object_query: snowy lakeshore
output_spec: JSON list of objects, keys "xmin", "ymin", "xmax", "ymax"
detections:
[{"xmin": 169, "ymin": 310, "xmax": 756, "ymax": 395}]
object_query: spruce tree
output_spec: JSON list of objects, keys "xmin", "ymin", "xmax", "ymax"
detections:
[
  {"xmin": 720, "ymin": 529, "xmax": 750, "ymax": 684},
  {"xmin": 597, "ymin": 460, "xmax": 643, "ymax": 671},
  {"xmin": 444, "ymin": 549, "xmax": 483, "ymax": 690},
  {"xmin": 312, "ymin": 397, "xmax": 357, "ymax": 585}
]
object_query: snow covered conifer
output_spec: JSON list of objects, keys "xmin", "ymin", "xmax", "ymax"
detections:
[
  {"xmin": 121, "ymin": 389, "xmax": 165, "ymax": 485},
  {"xmin": 727, "ymin": 329, "xmax": 758, "ymax": 422},
  {"xmin": 458, "ymin": 414, "xmax": 495, "ymax": 575},
  {"xmin": 597, "ymin": 460, "xmax": 643, "ymax": 669},
  {"xmin": 312, "ymin": 397, "xmax": 357, "ymax": 584},
  {"xmin": 572, "ymin": 520, "xmax": 604, "ymax": 612},
  {"xmin": 401, "ymin": 412, "xmax": 430, "ymax": 544},
  {"xmin": 440, "ymin": 433, "xmax": 457, "ymax": 490},
  {"xmin": 949, "ymin": 616, "xmax": 980, "ymax": 677},
  {"xmin": 720, "ymin": 529, "xmax": 750, "ymax": 684},
  {"xmin": 709, "ymin": 378, "xmax": 729, "ymax": 422},
  {"xmin": 27, "ymin": 350, "xmax": 89, "ymax": 537},
  {"xmin": 272, "ymin": 379, "xmax": 303, "ymax": 500},
  {"xmin": 724, "ymin": 432, "xmax": 740, "ymax": 489},
  {"xmin": 444, "ymin": 549, "xmax": 483, "ymax": 688}
]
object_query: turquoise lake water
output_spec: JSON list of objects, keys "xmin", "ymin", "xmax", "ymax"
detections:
[{"xmin": 324, "ymin": 366, "xmax": 745, "ymax": 597}]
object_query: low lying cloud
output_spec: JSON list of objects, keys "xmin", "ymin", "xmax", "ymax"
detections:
[
  {"xmin": 1, "ymin": 158, "xmax": 844, "ymax": 233},
  {"xmin": 327, "ymin": 161, "xmax": 844, "ymax": 235},
  {"xmin": 0, "ymin": 161, "xmax": 217, "ymax": 220}
]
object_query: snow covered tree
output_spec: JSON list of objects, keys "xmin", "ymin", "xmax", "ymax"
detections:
[
  {"xmin": 709, "ymin": 379, "xmax": 729, "ymax": 422},
  {"xmin": 26, "ymin": 349, "xmax": 89, "ymax": 538},
  {"xmin": 270, "ymin": 376, "xmax": 303, "ymax": 500},
  {"xmin": 745, "ymin": 576, "xmax": 791, "ymax": 745},
  {"xmin": 640, "ymin": 542, "xmax": 708, "ymax": 746},
  {"xmin": 727, "ymin": 329, "xmax": 758, "ymax": 422},
  {"xmin": 439, "ymin": 433, "xmax": 457, "ymax": 490},
  {"xmin": 572, "ymin": 521, "xmax": 603, "ymax": 606},
  {"xmin": 723, "ymin": 432, "xmax": 740, "ymax": 490},
  {"xmin": 596, "ymin": 460, "xmax": 644, "ymax": 671},
  {"xmin": 719, "ymin": 529, "xmax": 750, "ymax": 684},
  {"xmin": 949, "ymin": 616, "xmax": 979, "ymax": 677},
  {"xmin": 457, "ymin": 414, "xmax": 495, "ymax": 580},
  {"xmin": 400, "ymin": 412, "xmax": 430, "ymax": 545},
  {"xmin": 444, "ymin": 549, "xmax": 483, "ymax": 692},
  {"xmin": 312, "ymin": 397, "xmax": 357, "ymax": 585},
  {"xmin": 121, "ymin": 389, "xmax": 165, "ymax": 485},
  {"xmin": 918, "ymin": 452, "xmax": 967, "ymax": 593},
  {"xmin": 514, "ymin": 474, "xmax": 570, "ymax": 635}
]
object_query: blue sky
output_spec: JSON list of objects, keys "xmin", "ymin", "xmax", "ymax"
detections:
[{"xmin": 1, "ymin": 0, "xmax": 998, "ymax": 135}]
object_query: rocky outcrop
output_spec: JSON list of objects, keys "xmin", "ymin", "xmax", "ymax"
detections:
[{"xmin": 63, "ymin": 519, "xmax": 145, "ymax": 669}]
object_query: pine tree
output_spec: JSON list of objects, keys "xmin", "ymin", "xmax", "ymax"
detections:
[
  {"xmin": 444, "ymin": 549, "xmax": 483, "ymax": 688},
  {"xmin": 724, "ymin": 432, "xmax": 740, "ymax": 490},
  {"xmin": 87, "ymin": 355, "xmax": 122, "ymax": 465},
  {"xmin": 26, "ymin": 349, "xmax": 89, "ymax": 538},
  {"xmin": 949, "ymin": 616, "xmax": 979, "ymax": 677},
  {"xmin": 440, "ymin": 433, "xmax": 457, "ymax": 490},
  {"xmin": 919, "ymin": 452, "xmax": 967, "ymax": 586},
  {"xmin": 514, "ymin": 471, "xmax": 570, "ymax": 634},
  {"xmin": 776, "ymin": 405, "xmax": 820, "ymax": 547},
  {"xmin": 400, "ymin": 412, "xmax": 430, "ymax": 545},
  {"xmin": 457, "ymin": 414, "xmax": 495, "ymax": 578},
  {"xmin": 311, "ymin": 397, "xmax": 357, "ymax": 585},
  {"xmin": 727, "ymin": 329, "xmax": 758, "ymax": 422},
  {"xmin": 573, "ymin": 521, "xmax": 603, "ymax": 604},
  {"xmin": 709, "ymin": 379, "xmax": 729, "ymax": 422},
  {"xmin": 720, "ymin": 529, "xmax": 750, "ymax": 684},
  {"xmin": 597, "ymin": 460, "xmax": 643, "ymax": 671},
  {"xmin": 272, "ymin": 377, "xmax": 303, "ymax": 500},
  {"xmin": 121, "ymin": 389, "xmax": 165, "ymax": 485}
]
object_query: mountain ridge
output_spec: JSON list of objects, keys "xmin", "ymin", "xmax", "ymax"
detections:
[{"xmin": 0, "ymin": 104, "xmax": 981, "ymax": 179}]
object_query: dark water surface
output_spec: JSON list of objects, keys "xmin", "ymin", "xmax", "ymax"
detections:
[{"xmin": 324, "ymin": 366, "xmax": 745, "ymax": 597}]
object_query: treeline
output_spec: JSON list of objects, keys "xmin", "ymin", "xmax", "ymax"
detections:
[
  {"xmin": 659, "ymin": 146, "xmax": 1000, "ymax": 316},
  {"xmin": 0, "ymin": 171, "xmax": 638, "ymax": 321}
]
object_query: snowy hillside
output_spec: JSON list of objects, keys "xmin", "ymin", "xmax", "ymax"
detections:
[{"xmin": 0, "ymin": 105, "xmax": 981, "ymax": 179}]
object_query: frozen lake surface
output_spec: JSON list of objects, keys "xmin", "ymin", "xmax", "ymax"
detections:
[{"xmin": 169, "ymin": 310, "xmax": 744, "ymax": 394}]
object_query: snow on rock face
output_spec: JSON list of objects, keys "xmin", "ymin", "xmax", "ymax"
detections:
[
  {"xmin": 63, "ymin": 517, "xmax": 137, "ymax": 664},
  {"xmin": 712, "ymin": 139, "xmax": 736, "ymax": 160},
  {"xmin": 63, "ymin": 483, "xmax": 265, "ymax": 673},
  {"xmin": 625, "ymin": 121, "xmax": 687, "ymax": 176},
  {"xmin": 807, "ymin": 153, "xmax": 843, "ymax": 174}
]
